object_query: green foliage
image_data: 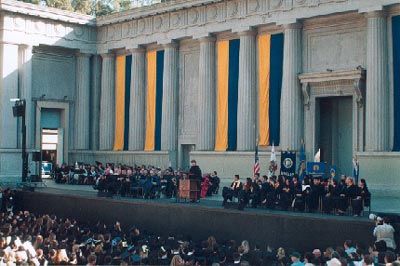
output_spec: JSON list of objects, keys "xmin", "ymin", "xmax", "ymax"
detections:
[
  {"xmin": 42, "ymin": 0, "xmax": 73, "ymax": 11},
  {"xmin": 17, "ymin": 0, "xmax": 164, "ymax": 16}
]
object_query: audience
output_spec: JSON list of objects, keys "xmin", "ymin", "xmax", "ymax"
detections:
[{"xmin": 0, "ymin": 188, "xmax": 397, "ymax": 266}]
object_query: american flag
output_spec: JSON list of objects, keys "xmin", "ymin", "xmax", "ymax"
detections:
[{"xmin": 254, "ymin": 144, "xmax": 260, "ymax": 175}]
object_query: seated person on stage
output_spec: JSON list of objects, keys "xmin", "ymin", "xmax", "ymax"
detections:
[
  {"xmin": 307, "ymin": 176, "xmax": 326, "ymax": 212},
  {"xmin": 322, "ymin": 179, "xmax": 342, "ymax": 214},
  {"xmin": 209, "ymin": 171, "xmax": 220, "ymax": 195},
  {"xmin": 350, "ymin": 178, "xmax": 370, "ymax": 217},
  {"xmin": 118, "ymin": 168, "xmax": 131, "ymax": 197},
  {"xmin": 161, "ymin": 168, "xmax": 175, "ymax": 198},
  {"xmin": 262, "ymin": 176, "xmax": 278, "ymax": 209},
  {"xmin": 143, "ymin": 170, "xmax": 160, "ymax": 199},
  {"xmin": 222, "ymin": 174, "xmax": 243, "ymax": 205},
  {"xmin": 237, "ymin": 177, "xmax": 252, "ymax": 210},
  {"xmin": 337, "ymin": 176, "xmax": 358, "ymax": 215},
  {"xmin": 200, "ymin": 174, "xmax": 211, "ymax": 198},
  {"xmin": 280, "ymin": 177, "xmax": 294, "ymax": 210},
  {"xmin": 292, "ymin": 177, "xmax": 311, "ymax": 212}
]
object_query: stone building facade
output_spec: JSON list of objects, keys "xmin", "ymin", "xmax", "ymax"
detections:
[{"xmin": 0, "ymin": 0, "xmax": 399, "ymax": 194}]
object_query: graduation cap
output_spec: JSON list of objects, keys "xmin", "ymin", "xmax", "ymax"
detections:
[
  {"xmin": 112, "ymin": 237, "xmax": 122, "ymax": 247},
  {"xmin": 131, "ymin": 254, "xmax": 141, "ymax": 262},
  {"xmin": 120, "ymin": 251, "xmax": 130, "ymax": 260}
]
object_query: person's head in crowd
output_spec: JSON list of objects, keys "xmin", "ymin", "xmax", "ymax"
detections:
[
  {"xmin": 170, "ymin": 254, "xmax": 184, "ymax": 266},
  {"xmin": 346, "ymin": 176, "xmax": 355, "ymax": 187},
  {"xmin": 374, "ymin": 240, "xmax": 387, "ymax": 252},
  {"xmin": 303, "ymin": 252, "xmax": 313, "ymax": 264},
  {"xmin": 363, "ymin": 254, "xmax": 374, "ymax": 266},
  {"xmin": 312, "ymin": 248, "xmax": 321, "ymax": 258},
  {"xmin": 359, "ymin": 178, "xmax": 368, "ymax": 188},
  {"xmin": 87, "ymin": 254, "xmax": 97, "ymax": 266},
  {"xmin": 239, "ymin": 240, "xmax": 249, "ymax": 255},
  {"xmin": 190, "ymin": 160, "xmax": 197, "ymax": 167},
  {"xmin": 234, "ymin": 175, "xmax": 240, "ymax": 181},
  {"xmin": 290, "ymin": 251, "xmax": 301, "ymax": 263},
  {"xmin": 253, "ymin": 173, "xmax": 260, "ymax": 181},
  {"xmin": 324, "ymin": 247, "xmax": 335, "ymax": 259},
  {"xmin": 384, "ymin": 250, "xmax": 397, "ymax": 264},
  {"xmin": 313, "ymin": 176, "xmax": 321, "ymax": 185},
  {"xmin": 276, "ymin": 247, "xmax": 286, "ymax": 260}
]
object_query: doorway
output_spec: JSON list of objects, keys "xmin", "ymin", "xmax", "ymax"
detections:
[
  {"xmin": 37, "ymin": 105, "xmax": 68, "ymax": 176},
  {"xmin": 317, "ymin": 97, "xmax": 353, "ymax": 176}
]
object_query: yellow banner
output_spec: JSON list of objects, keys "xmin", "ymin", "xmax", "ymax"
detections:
[
  {"xmin": 113, "ymin": 55, "xmax": 126, "ymax": 151},
  {"xmin": 214, "ymin": 41, "xmax": 229, "ymax": 151},
  {"xmin": 258, "ymin": 35, "xmax": 271, "ymax": 146},
  {"xmin": 144, "ymin": 51, "xmax": 157, "ymax": 151}
]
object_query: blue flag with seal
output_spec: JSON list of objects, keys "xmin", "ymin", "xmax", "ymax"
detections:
[
  {"xmin": 307, "ymin": 162, "xmax": 326, "ymax": 177},
  {"xmin": 280, "ymin": 151, "xmax": 296, "ymax": 177},
  {"xmin": 329, "ymin": 165, "xmax": 337, "ymax": 180}
]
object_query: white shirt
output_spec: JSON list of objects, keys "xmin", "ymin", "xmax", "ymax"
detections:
[{"xmin": 373, "ymin": 223, "xmax": 396, "ymax": 249}]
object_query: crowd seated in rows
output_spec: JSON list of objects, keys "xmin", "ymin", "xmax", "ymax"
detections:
[
  {"xmin": 51, "ymin": 162, "xmax": 220, "ymax": 200},
  {"xmin": 222, "ymin": 173, "xmax": 371, "ymax": 216},
  {"xmin": 0, "ymin": 207, "xmax": 398, "ymax": 266}
]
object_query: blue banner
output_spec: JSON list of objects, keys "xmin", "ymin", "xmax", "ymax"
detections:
[
  {"xmin": 297, "ymin": 142, "xmax": 306, "ymax": 182},
  {"xmin": 280, "ymin": 151, "xmax": 296, "ymax": 177},
  {"xmin": 307, "ymin": 162, "xmax": 326, "ymax": 177}
]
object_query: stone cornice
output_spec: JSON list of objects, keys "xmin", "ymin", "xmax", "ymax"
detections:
[
  {"xmin": 298, "ymin": 69, "xmax": 366, "ymax": 84},
  {"xmin": 96, "ymin": 0, "xmax": 224, "ymax": 26},
  {"xmin": 0, "ymin": 0, "xmax": 95, "ymax": 26}
]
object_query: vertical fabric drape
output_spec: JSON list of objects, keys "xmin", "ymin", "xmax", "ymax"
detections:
[
  {"xmin": 124, "ymin": 55, "xmax": 132, "ymax": 151},
  {"xmin": 393, "ymin": 15, "xmax": 400, "ymax": 151},
  {"xmin": 113, "ymin": 55, "xmax": 126, "ymax": 151},
  {"xmin": 258, "ymin": 33, "xmax": 284, "ymax": 146},
  {"xmin": 215, "ymin": 41, "xmax": 229, "ymax": 151},
  {"xmin": 144, "ymin": 50, "xmax": 164, "ymax": 151},
  {"xmin": 144, "ymin": 51, "xmax": 157, "ymax": 151},
  {"xmin": 269, "ymin": 33, "xmax": 284, "ymax": 146},
  {"xmin": 227, "ymin": 39, "xmax": 240, "ymax": 151},
  {"xmin": 215, "ymin": 39, "xmax": 240, "ymax": 151},
  {"xmin": 155, "ymin": 50, "xmax": 164, "ymax": 151},
  {"xmin": 258, "ymin": 34, "xmax": 271, "ymax": 146}
]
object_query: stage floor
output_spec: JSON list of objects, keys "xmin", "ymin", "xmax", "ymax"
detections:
[{"xmin": 30, "ymin": 178, "xmax": 400, "ymax": 215}]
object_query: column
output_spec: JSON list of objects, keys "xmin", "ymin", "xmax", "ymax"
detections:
[
  {"xmin": 128, "ymin": 48, "xmax": 146, "ymax": 150},
  {"xmin": 237, "ymin": 30, "xmax": 256, "ymax": 151},
  {"xmin": 19, "ymin": 45, "xmax": 33, "ymax": 149},
  {"xmin": 280, "ymin": 23, "xmax": 303, "ymax": 151},
  {"xmin": 161, "ymin": 42, "xmax": 179, "ymax": 151},
  {"xmin": 0, "ymin": 43, "xmax": 19, "ymax": 148},
  {"xmin": 197, "ymin": 36, "xmax": 216, "ymax": 151},
  {"xmin": 99, "ymin": 53, "xmax": 115, "ymax": 150},
  {"xmin": 365, "ymin": 11, "xmax": 389, "ymax": 151},
  {"xmin": 74, "ymin": 52, "xmax": 91, "ymax": 150},
  {"xmin": 90, "ymin": 55, "xmax": 101, "ymax": 151}
]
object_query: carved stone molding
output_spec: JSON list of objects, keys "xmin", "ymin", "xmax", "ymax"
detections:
[
  {"xmin": 298, "ymin": 69, "xmax": 366, "ymax": 108},
  {"xmin": 302, "ymin": 82, "xmax": 310, "ymax": 109}
]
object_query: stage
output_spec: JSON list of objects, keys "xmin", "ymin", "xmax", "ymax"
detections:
[{"xmin": 10, "ymin": 179, "xmax": 388, "ymax": 252}]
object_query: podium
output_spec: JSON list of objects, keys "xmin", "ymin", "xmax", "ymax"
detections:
[{"xmin": 178, "ymin": 179, "xmax": 199, "ymax": 202}]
